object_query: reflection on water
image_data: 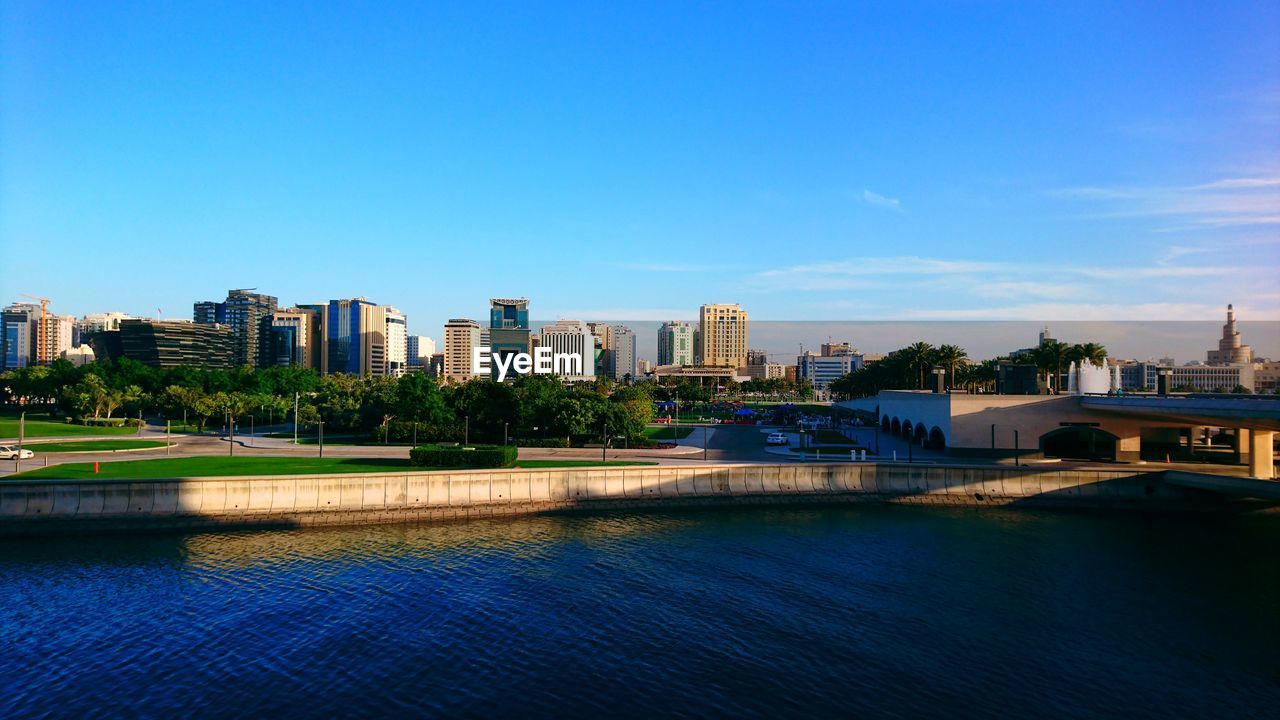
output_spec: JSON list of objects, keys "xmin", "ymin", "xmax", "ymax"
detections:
[{"xmin": 2, "ymin": 506, "xmax": 1278, "ymax": 719}]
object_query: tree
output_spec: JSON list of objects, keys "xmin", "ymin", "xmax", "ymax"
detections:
[
  {"xmin": 933, "ymin": 344, "xmax": 969, "ymax": 390},
  {"xmin": 1067, "ymin": 342, "xmax": 1107, "ymax": 368},
  {"xmin": 608, "ymin": 384, "xmax": 654, "ymax": 443},
  {"xmin": 1033, "ymin": 340, "xmax": 1070, "ymax": 394},
  {"xmin": 902, "ymin": 342, "xmax": 935, "ymax": 389},
  {"xmin": 551, "ymin": 390, "xmax": 606, "ymax": 444}
]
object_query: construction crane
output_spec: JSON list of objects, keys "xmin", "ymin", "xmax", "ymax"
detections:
[{"xmin": 19, "ymin": 293, "xmax": 51, "ymax": 364}]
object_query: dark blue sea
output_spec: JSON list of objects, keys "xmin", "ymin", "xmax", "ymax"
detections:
[{"xmin": 2, "ymin": 506, "xmax": 1277, "ymax": 719}]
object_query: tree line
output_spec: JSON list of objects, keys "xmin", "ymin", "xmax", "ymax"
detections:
[
  {"xmin": 0, "ymin": 359, "xmax": 673, "ymax": 446},
  {"xmin": 828, "ymin": 340, "xmax": 1109, "ymax": 399}
]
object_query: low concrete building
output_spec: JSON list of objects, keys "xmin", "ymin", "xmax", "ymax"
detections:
[{"xmin": 840, "ymin": 389, "xmax": 1278, "ymax": 477}]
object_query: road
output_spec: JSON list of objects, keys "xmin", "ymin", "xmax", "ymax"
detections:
[{"xmin": 0, "ymin": 422, "xmax": 1258, "ymax": 478}]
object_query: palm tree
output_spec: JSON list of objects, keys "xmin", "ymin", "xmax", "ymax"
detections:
[
  {"xmin": 1068, "ymin": 342, "xmax": 1107, "ymax": 368},
  {"xmin": 1033, "ymin": 340, "xmax": 1070, "ymax": 394},
  {"xmin": 902, "ymin": 342, "xmax": 935, "ymax": 389},
  {"xmin": 933, "ymin": 344, "xmax": 968, "ymax": 390}
]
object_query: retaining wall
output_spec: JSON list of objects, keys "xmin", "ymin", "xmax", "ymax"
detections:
[{"xmin": 0, "ymin": 463, "xmax": 1261, "ymax": 536}]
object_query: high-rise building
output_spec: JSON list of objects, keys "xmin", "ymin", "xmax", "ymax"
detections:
[
  {"xmin": 267, "ymin": 307, "xmax": 322, "ymax": 368},
  {"xmin": 1207, "ymin": 304, "xmax": 1254, "ymax": 365},
  {"xmin": 698, "ymin": 303, "xmax": 748, "ymax": 368},
  {"xmin": 746, "ymin": 348, "xmax": 769, "ymax": 367},
  {"xmin": 538, "ymin": 320, "xmax": 596, "ymax": 382},
  {"xmin": 323, "ymin": 298, "xmax": 395, "ymax": 376},
  {"xmin": 489, "ymin": 298, "xmax": 530, "ymax": 381},
  {"xmin": 443, "ymin": 318, "xmax": 481, "ymax": 383},
  {"xmin": 38, "ymin": 315, "xmax": 74, "ymax": 363},
  {"xmin": 1, "ymin": 303, "xmax": 38, "ymax": 370},
  {"xmin": 658, "ymin": 321, "xmax": 694, "ymax": 366},
  {"xmin": 193, "ymin": 289, "xmax": 279, "ymax": 368},
  {"xmin": 407, "ymin": 336, "xmax": 437, "ymax": 367},
  {"xmin": 611, "ymin": 325, "xmax": 637, "ymax": 381},
  {"xmin": 587, "ymin": 322, "xmax": 612, "ymax": 375},
  {"xmin": 384, "ymin": 307, "xmax": 408, "ymax": 376}
]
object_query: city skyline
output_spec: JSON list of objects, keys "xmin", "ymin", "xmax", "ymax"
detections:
[{"xmin": 2, "ymin": 2, "xmax": 1277, "ymax": 331}]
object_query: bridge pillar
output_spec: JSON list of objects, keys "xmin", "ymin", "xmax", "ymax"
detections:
[
  {"xmin": 1248, "ymin": 430, "xmax": 1274, "ymax": 479},
  {"xmin": 1233, "ymin": 428, "xmax": 1251, "ymax": 465}
]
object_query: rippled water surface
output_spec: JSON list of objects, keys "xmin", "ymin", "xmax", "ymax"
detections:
[{"xmin": 2, "ymin": 506, "xmax": 1278, "ymax": 719}]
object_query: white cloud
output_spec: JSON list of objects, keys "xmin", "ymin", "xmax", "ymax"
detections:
[{"xmin": 862, "ymin": 189, "xmax": 903, "ymax": 212}]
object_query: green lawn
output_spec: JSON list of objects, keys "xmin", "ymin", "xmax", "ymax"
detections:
[
  {"xmin": 643, "ymin": 426, "xmax": 695, "ymax": 440},
  {"xmin": 0, "ymin": 414, "xmax": 140, "ymax": 439},
  {"xmin": 26, "ymin": 440, "xmax": 171, "ymax": 453},
  {"xmin": 8, "ymin": 456, "xmax": 657, "ymax": 480}
]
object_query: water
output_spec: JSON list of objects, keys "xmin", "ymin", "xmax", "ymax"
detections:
[{"xmin": 2, "ymin": 506, "xmax": 1277, "ymax": 719}]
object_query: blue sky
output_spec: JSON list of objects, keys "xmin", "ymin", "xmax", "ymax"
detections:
[{"xmin": 2, "ymin": 1, "xmax": 1277, "ymax": 339}]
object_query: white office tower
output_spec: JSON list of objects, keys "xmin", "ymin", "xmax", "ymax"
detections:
[{"xmin": 538, "ymin": 320, "xmax": 596, "ymax": 382}]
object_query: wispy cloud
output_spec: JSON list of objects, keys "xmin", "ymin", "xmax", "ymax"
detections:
[
  {"xmin": 862, "ymin": 189, "xmax": 903, "ymax": 212},
  {"xmin": 1156, "ymin": 245, "xmax": 1211, "ymax": 266},
  {"xmin": 1049, "ymin": 176, "xmax": 1280, "ymax": 227},
  {"xmin": 742, "ymin": 253, "xmax": 1268, "ymax": 316}
]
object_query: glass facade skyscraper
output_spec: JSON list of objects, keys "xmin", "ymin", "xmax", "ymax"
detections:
[
  {"xmin": 193, "ymin": 289, "xmax": 278, "ymax": 368},
  {"xmin": 488, "ymin": 298, "xmax": 530, "ymax": 381}
]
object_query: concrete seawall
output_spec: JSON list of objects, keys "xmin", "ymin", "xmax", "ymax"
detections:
[{"xmin": 0, "ymin": 463, "xmax": 1272, "ymax": 536}]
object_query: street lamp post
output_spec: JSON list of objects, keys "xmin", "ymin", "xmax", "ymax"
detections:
[
  {"xmin": 228, "ymin": 412, "xmax": 234, "ymax": 457},
  {"xmin": 166, "ymin": 419, "xmax": 171, "ymax": 456},
  {"xmin": 464, "ymin": 416, "xmax": 469, "ymax": 446},
  {"xmin": 318, "ymin": 419, "xmax": 325, "ymax": 458},
  {"xmin": 504, "ymin": 422, "xmax": 508, "ymax": 446},
  {"xmin": 602, "ymin": 419, "xmax": 607, "ymax": 462},
  {"xmin": 15, "ymin": 411, "xmax": 24, "ymax": 473},
  {"xmin": 248, "ymin": 415, "xmax": 254, "ymax": 447},
  {"xmin": 293, "ymin": 392, "xmax": 300, "ymax": 446}
]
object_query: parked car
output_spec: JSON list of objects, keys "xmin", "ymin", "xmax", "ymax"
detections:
[
  {"xmin": 765, "ymin": 433, "xmax": 790, "ymax": 446},
  {"xmin": 0, "ymin": 445, "xmax": 35, "ymax": 460}
]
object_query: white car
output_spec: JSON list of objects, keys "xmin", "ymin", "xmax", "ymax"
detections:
[
  {"xmin": 0, "ymin": 445, "xmax": 35, "ymax": 460},
  {"xmin": 766, "ymin": 433, "xmax": 790, "ymax": 446}
]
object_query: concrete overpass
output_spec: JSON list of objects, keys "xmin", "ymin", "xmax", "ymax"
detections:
[{"xmin": 1081, "ymin": 394, "xmax": 1279, "ymax": 479}]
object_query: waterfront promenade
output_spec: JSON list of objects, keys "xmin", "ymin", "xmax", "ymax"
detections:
[{"xmin": 4, "ymin": 460, "xmax": 1276, "ymax": 537}]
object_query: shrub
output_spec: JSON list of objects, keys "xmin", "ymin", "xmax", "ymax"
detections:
[
  {"xmin": 515, "ymin": 437, "xmax": 570, "ymax": 448},
  {"xmin": 409, "ymin": 444, "xmax": 517, "ymax": 469},
  {"xmin": 82, "ymin": 417, "xmax": 128, "ymax": 427}
]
